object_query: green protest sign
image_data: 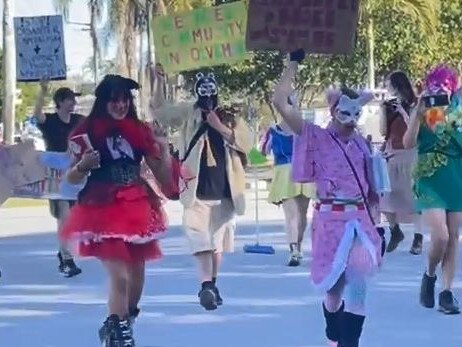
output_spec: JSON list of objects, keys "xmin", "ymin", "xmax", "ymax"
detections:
[{"xmin": 153, "ymin": 1, "xmax": 248, "ymax": 73}]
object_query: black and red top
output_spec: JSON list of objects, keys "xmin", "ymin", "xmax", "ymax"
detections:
[{"xmin": 70, "ymin": 117, "xmax": 163, "ymax": 205}]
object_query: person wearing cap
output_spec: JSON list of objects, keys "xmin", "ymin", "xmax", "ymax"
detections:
[{"xmin": 33, "ymin": 79, "xmax": 85, "ymax": 278}]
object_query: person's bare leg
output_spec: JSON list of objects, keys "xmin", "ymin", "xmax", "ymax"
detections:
[
  {"xmin": 101, "ymin": 261, "xmax": 135, "ymax": 346},
  {"xmin": 436, "ymin": 212, "xmax": 462, "ymax": 314},
  {"xmin": 282, "ymin": 198, "xmax": 298, "ymax": 251},
  {"xmin": 57, "ymin": 202, "xmax": 73, "ymax": 260},
  {"xmin": 410, "ymin": 214, "xmax": 424, "ymax": 255},
  {"xmin": 295, "ymin": 196, "xmax": 310, "ymax": 253},
  {"xmin": 383, "ymin": 212, "xmax": 398, "ymax": 228},
  {"xmin": 127, "ymin": 261, "xmax": 145, "ymax": 319},
  {"xmin": 420, "ymin": 209, "xmax": 448, "ymax": 309},
  {"xmin": 195, "ymin": 251, "xmax": 213, "ymax": 282},
  {"xmin": 423, "ymin": 209, "xmax": 449, "ymax": 276},
  {"xmin": 103, "ymin": 260, "xmax": 129, "ymax": 318},
  {"xmin": 212, "ymin": 252, "xmax": 222, "ymax": 280},
  {"xmin": 442, "ymin": 213, "xmax": 461, "ymax": 290},
  {"xmin": 385, "ymin": 211, "xmax": 404, "ymax": 253},
  {"xmin": 211, "ymin": 252, "xmax": 224, "ymax": 305},
  {"xmin": 195, "ymin": 250, "xmax": 217, "ymax": 310}
]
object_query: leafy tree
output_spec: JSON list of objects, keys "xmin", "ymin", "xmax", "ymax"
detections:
[{"xmin": 360, "ymin": 0, "xmax": 438, "ymax": 88}]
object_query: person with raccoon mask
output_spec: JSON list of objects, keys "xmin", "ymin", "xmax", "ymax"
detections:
[{"xmin": 149, "ymin": 64, "xmax": 252, "ymax": 311}]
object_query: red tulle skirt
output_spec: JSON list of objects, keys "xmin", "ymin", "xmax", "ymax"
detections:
[{"xmin": 60, "ymin": 184, "xmax": 166, "ymax": 263}]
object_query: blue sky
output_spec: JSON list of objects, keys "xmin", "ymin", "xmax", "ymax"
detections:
[{"xmin": 1, "ymin": 0, "xmax": 105, "ymax": 77}]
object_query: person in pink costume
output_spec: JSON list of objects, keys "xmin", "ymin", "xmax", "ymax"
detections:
[{"xmin": 273, "ymin": 49, "xmax": 384, "ymax": 347}]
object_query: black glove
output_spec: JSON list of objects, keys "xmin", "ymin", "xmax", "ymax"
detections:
[{"xmin": 289, "ymin": 49, "xmax": 305, "ymax": 63}]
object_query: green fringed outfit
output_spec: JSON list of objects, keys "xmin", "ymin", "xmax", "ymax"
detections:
[{"xmin": 414, "ymin": 106, "xmax": 462, "ymax": 211}]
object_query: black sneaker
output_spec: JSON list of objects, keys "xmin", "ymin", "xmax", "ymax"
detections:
[
  {"xmin": 198, "ymin": 281, "xmax": 217, "ymax": 311},
  {"xmin": 100, "ymin": 315, "xmax": 135, "ymax": 347},
  {"xmin": 287, "ymin": 250, "xmax": 301, "ymax": 267},
  {"xmin": 58, "ymin": 252, "xmax": 82, "ymax": 278},
  {"xmin": 386, "ymin": 225, "xmax": 404, "ymax": 253},
  {"xmin": 438, "ymin": 290, "xmax": 460, "ymax": 315},
  {"xmin": 409, "ymin": 233, "xmax": 423, "ymax": 255},
  {"xmin": 420, "ymin": 272, "xmax": 437, "ymax": 308},
  {"xmin": 213, "ymin": 286, "xmax": 223, "ymax": 306}
]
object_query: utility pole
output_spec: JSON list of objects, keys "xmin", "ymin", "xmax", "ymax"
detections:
[{"xmin": 2, "ymin": 0, "xmax": 16, "ymax": 144}]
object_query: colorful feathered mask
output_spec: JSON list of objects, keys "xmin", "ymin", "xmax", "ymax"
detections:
[{"xmin": 423, "ymin": 65, "xmax": 460, "ymax": 130}]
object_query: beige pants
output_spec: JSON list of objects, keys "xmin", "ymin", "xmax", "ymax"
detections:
[{"xmin": 183, "ymin": 199, "xmax": 236, "ymax": 254}]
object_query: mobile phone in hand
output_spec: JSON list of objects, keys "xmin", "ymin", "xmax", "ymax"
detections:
[{"xmin": 423, "ymin": 94, "xmax": 450, "ymax": 108}]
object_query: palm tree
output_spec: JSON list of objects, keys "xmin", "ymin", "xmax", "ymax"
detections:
[
  {"xmin": 53, "ymin": 0, "xmax": 104, "ymax": 85},
  {"xmin": 2, "ymin": 0, "xmax": 16, "ymax": 144},
  {"xmin": 361, "ymin": 0, "xmax": 438, "ymax": 89}
]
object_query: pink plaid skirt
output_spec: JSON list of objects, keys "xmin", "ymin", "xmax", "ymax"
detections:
[{"xmin": 310, "ymin": 203, "xmax": 383, "ymax": 291}]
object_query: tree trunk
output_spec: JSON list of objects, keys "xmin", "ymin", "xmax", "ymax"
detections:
[
  {"xmin": 366, "ymin": 17, "xmax": 375, "ymax": 90},
  {"xmin": 2, "ymin": 0, "xmax": 16, "ymax": 145},
  {"xmin": 124, "ymin": 0, "xmax": 137, "ymax": 80},
  {"xmin": 138, "ymin": 22, "xmax": 147, "ymax": 120},
  {"xmin": 90, "ymin": 4, "xmax": 100, "ymax": 85},
  {"xmin": 114, "ymin": 1, "xmax": 129, "ymax": 77},
  {"xmin": 147, "ymin": 0, "xmax": 155, "ymax": 65}
]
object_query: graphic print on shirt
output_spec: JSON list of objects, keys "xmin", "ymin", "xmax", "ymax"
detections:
[{"xmin": 106, "ymin": 134, "xmax": 135, "ymax": 160}]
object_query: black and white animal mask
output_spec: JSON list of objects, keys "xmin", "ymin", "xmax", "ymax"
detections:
[{"xmin": 194, "ymin": 72, "xmax": 218, "ymax": 111}]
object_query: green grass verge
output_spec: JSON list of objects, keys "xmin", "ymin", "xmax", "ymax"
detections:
[{"xmin": 2, "ymin": 198, "xmax": 48, "ymax": 208}]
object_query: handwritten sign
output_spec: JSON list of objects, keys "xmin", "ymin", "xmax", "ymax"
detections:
[
  {"xmin": 14, "ymin": 15, "xmax": 66, "ymax": 82},
  {"xmin": 153, "ymin": 1, "xmax": 248, "ymax": 73},
  {"xmin": 13, "ymin": 167, "xmax": 71, "ymax": 200},
  {"xmin": 245, "ymin": 0, "xmax": 360, "ymax": 54},
  {"xmin": 12, "ymin": 151, "xmax": 81, "ymax": 200},
  {"xmin": 0, "ymin": 141, "xmax": 47, "ymax": 187},
  {"xmin": 0, "ymin": 142, "xmax": 47, "ymax": 205},
  {"xmin": 12, "ymin": 152, "xmax": 160, "ymax": 201}
]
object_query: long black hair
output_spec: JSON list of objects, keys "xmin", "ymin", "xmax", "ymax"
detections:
[
  {"xmin": 383, "ymin": 71, "xmax": 416, "ymax": 139},
  {"xmin": 388, "ymin": 71, "xmax": 417, "ymax": 107}
]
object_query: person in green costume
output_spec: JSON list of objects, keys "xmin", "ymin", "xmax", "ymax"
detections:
[{"xmin": 403, "ymin": 65, "xmax": 462, "ymax": 315}]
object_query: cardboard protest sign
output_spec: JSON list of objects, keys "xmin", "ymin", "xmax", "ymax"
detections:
[
  {"xmin": 14, "ymin": 15, "xmax": 66, "ymax": 81},
  {"xmin": 0, "ymin": 142, "xmax": 47, "ymax": 205},
  {"xmin": 12, "ymin": 153, "xmax": 159, "ymax": 201},
  {"xmin": 153, "ymin": 1, "xmax": 248, "ymax": 73},
  {"xmin": 246, "ymin": 0, "xmax": 360, "ymax": 54},
  {"xmin": 0, "ymin": 176, "xmax": 14, "ymax": 206},
  {"xmin": 13, "ymin": 151, "xmax": 81, "ymax": 200},
  {"xmin": 0, "ymin": 141, "xmax": 47, "ymax": 187}
]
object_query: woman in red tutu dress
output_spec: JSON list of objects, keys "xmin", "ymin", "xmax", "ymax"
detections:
[{"xmin": 61, "ymin": 74, "xmax": 179, "ymax": 347}]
